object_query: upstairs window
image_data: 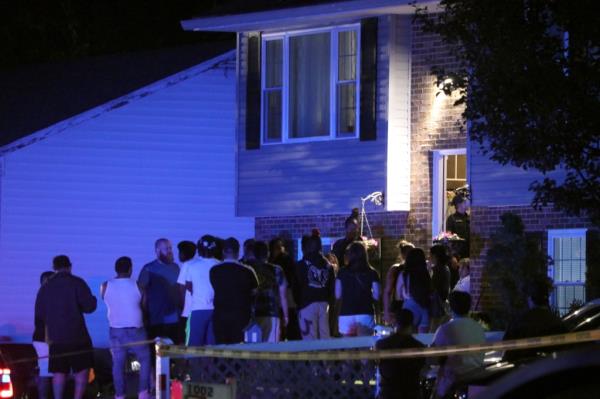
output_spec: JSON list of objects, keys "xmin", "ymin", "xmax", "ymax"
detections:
[{"xmin": 262, "ymin": 25, "xmax": 360, "ymax": 143}]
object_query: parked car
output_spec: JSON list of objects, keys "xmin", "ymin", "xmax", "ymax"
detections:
[{"xmin": 562, "ymin": 298, "xmax": 600, "ymax": 332}]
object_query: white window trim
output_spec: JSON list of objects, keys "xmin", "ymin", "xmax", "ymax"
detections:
[
  {"xmin": 547, "ymin": 228, "xmax": 587, "ymax": 281},
  {"xmin": 261, "ymin": 24, "xmax": 361, "ymax": 145},
  {"xmin": 432, "ymin": 148, "xmax": 467, "ymax": 238}
]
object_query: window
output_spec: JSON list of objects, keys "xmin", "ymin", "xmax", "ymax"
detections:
[
  {"xmin": 548, "ymin": 229, "xmax": 587, "ymax": 315},
  {"xmin": 262, "ymin": 25, "xmax": 360, "ymax": 143},
  {"xmin": 432, "ymin": 149, "xmax": 468, "ymax": 237},
  {"xmin": 296, "ymin": 237, "xmax": 336, "ymax": 261}
]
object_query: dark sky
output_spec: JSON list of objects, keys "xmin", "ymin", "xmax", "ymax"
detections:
[{"xmin": 0, "ymin": 0, "xmax": 340, "ymax": 71}]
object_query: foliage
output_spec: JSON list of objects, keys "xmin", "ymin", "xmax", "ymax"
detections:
[
  {"xmin": 483, "ymin": 212, "xmax": 549, "ymax": 328},
  {"xmin": 415, "ymin": 0, "xmax": 600, "ymax": 225}
]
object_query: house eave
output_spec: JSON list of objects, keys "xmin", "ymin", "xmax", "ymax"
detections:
[{"xmin": 181, "ymin": 0, "xmax": 439, "ymax": 32}]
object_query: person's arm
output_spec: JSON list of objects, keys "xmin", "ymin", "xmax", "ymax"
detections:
[
  {"xmin": 372, "ymin": 281, "xmax": 381, "ymax": 302},
  {"xmin": 100, "ymin": 281, "xmax": 107, "ymax": 300},
  {"xmin": 78, "ymin": 280, "xmax": 97, "ymax": 314},
  {"xmin": 177, "ymin": 264, "xmax": 188, "ymax": 304},
  {"xmin": 383, "ymin": 268, "xmax": 396, "ymax": 323},
  {"xmin": 395, "ymin": 272, "xmax": 405, "ymax": 301},
  {"xmin": 34, "ymin": 289, "xmax": 45, "ymax": 332},
  {"xmin": 185, "ymin": 281, "xmax": 193, "ymax": 295}
]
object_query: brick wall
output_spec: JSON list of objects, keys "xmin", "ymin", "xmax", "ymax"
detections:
[{"xmin": 470, "ymin": 205, "xmax": 593, "ymax": 312}]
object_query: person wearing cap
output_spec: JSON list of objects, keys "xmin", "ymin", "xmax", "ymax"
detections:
[{"xmin": 34, "ymin": 255, "xmax": 97, "ymax": 399}]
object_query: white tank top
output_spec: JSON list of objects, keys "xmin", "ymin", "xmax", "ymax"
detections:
[{"xmin": 104, "ymin": 278, "xmax": 143, "ymax": 328}]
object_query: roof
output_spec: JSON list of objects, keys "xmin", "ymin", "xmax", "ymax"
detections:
[
  {"xmin": 0, "ymin": 40, "xmax": 234, "ymax": 148},
  {"xmin": 181, "ymin": 0, "xmax": 438, "ymax": 32},
  {"xmin": 0, "ymin": 48, "xmax": 236, "ymax": 155}
]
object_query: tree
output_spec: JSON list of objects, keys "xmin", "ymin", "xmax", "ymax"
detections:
[{"xmin": 415, "ymin": 0, "xmax": 600, "ymax": 225}]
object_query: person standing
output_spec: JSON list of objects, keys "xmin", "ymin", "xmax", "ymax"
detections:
[
  {"xmin": 33, "ymin": 271, "xmax": 54, "ymax": 399},
  {"xmin": 176, "ymin": 240, "xmax": 197, "ymax": 338},
  {"xmin": 250, "ymin": 241, "xmax": 288, "ymax": 342},
  {"xmin": 210, "ymin": 238, "xmax": 258, "ymax": 344},
  {"xmin": 453, "ymin": 258, "xmax": 471, "ymax": 294},
  {"xmin": 269, "ymin": 238, "xmax": 301, "ymax": 340},
  {"xmin": 395, "ymin": 248, "xmax": 432, "ymax": 333},
  {"xmin": 376, "ymin": 309, "xmax": 426, "ymax": 399},
  {"xmin": 34, "ymin": 255, "xmax": 97, "ymax": 399},
  {"xmin": 335, "ymin": 242, "xmax": 380, "ymax": 336},
  {"xmin": 296, "ymin": 232, "xmax": 335, "ymax": 340},
  {"xmin": 383, "ymin": 240, "xmax": 414, "ymax": 325},
  {"xmin": 332, "ymin": 209, "xmax": 360, "ymax": 265},
  {"xmin": 446, "ymin": 195, "xmax": 470, "ymax": 258},
  {"xmin": 181, "ymin": 235, "xmax": 220, "ymax": 346},
  {"xmin": 101, "ymin": 257, "xmax": 151, "ymax": 399},
  {"xmin": 138, "ymin": 238, "xmax": 183, "ymax": 344},
  {"xmin": 429, "ymin": 245, "xmax": 452, "ymax": 332}
]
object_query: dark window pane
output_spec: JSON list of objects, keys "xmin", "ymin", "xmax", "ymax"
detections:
[
  {"xmin": 264, "ymin": 90, "xmax": 282, "ymax": 141},
  {"xmin": 338, "ymin": 30, "xmax": 357, "ymax": 81},
  {"xmin": 265, "ymin": 40, "xmax": 283, "ymax": 88},
  {"xmin": 337, "ymin": 83, "xmax": 356, "ymax": 135}
]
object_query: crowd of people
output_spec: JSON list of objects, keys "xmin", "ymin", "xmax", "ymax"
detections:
[{"xmin": 31, "ymin": 207, "xmax": 565, "ymax": 399}]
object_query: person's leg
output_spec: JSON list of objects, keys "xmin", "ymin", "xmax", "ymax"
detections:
[
  {"xmin": 52, "ymin": 373, "xmax": 66, "ymax": 399},
  {"xmin": 33, "ymin": 341, "xmax": 52, "ymax": 399},
  {"xmin": 299, "ymin": 304, "xmax": 316, "ymax": 340},
  {"xmin": 286, "ymin": 307, "xmax": 301, "ymax": 340},
  {"xmin": 270, "ymin": 317, "xmax": 280, "ymax": 343},
  {"xmin": 73, "ymin": 368, "xmax": 89, "ymax": 399},
  {"xmin": 318, "ymin": 302, "xmax": 330, "ymax": 339},
  {"xmin": 205, "ymin": 310, "xmax": 215, "ymax": 345},
  {"xmin": 130, "ymin": 328, "xmax": 152, "ymax": 397},
  {"xmin": 110, "ymin": 328, "xmax": 128, "ymax": 398}
]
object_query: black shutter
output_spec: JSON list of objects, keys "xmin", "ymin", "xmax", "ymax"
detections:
[
  {"xmin": 246, "ymin": 32, "xmax": 261, "ymax": 150},
  {"xmin": 360, "ymin": 18, "xmax": 378, "ymax": 141},
  {"xmin": 586, "ymin": 229, "xmax": 600, "ymax": 301}
]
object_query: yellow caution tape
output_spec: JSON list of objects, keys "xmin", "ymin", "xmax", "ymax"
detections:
[{"xmin": 157, "ymin": 329, "xmax": 600, "ymax": 361}]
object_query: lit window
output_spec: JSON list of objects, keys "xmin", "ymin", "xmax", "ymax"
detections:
[
  {"xmin": 548, "ymin": 229, "xmax": 587, "ymax": 315},
  {"xmin": 262, "ymin": 25, "xmax": 360, "ymax": 143}
]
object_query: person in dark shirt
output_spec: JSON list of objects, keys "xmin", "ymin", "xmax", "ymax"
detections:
[
  {"xmin": 210, "ymin": 237, "xmax": 259, "ymax": 344},
  {"xmin": 383, "ymin": 240, "xmax": 414, "ymax": 325},
  {"xmin": 336, "ymin": 242, "xmax": 381, "ymax": 336},
  {"xmin": 446, "ymin": 195, "xmax": 470, "ymax": 258},
  {"xmin": 296, "ymin": 232, "xmax": 335, "ymax": 340},
  {"xmin": 34, "ymin": 255, "xmax": 97, "ymax": 399},
  {"xmin": 138, "ymin": 238, "xmax": 183, "ymax": 344},
  {"xmin": 430, "ymin": 245, "xmax": 452, "ymax": 332},
  {"xmin": 33, "ymin": 271, "xmax": 55, "ymax": 399},
  {"xmin": 503, "ymin": 277, "xmax": 567, "ymax": 362},
  {"xmin": 332, "ymin": 209, "xmax": 360, "ymax": 267},
  {"xmin": 251, "ymin": 241, "xmax": 288, "ymax": 342},
  {"xmin": 240, "ymin": 238, "xmax": 256, "ymax": 264},
  {"xmin": 270, "ymin": 237, "xmax": 301, "ymax": 340},
  {"xmin": 376, "ymin": 309, "xmax": 425, "ymax": 399}
]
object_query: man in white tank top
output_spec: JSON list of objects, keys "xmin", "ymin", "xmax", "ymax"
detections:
[{"xmin": 101, "ymin": 257, "xmax": 151, "ymax": 399}]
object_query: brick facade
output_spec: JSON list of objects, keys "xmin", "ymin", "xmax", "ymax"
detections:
[
  {"xmin": 470, "ymin": 205, "xmax": 593, "ymax": 312},
  {"xmin": 255, "ymin": 20, "xmax": 465, "ymax": 274}
]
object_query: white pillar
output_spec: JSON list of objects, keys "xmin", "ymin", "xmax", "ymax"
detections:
[{"xmin": 155, "ymin": 339, "xmax": 171, "ymax": 399}]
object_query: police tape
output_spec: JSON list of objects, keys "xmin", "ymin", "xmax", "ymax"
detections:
[{"xmin": 158, "ymin": 329, "xmax": 600, "ymax": 361}]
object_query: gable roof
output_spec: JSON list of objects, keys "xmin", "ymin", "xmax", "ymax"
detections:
[
  {"xmin": 0, "ymin": 48, "xmax": 236, "ymax": 156},
  {"xmin": 181, "ymin": 0, "xmax": 437, "ymax": 32},
  {"xmin": 0, "ymin": 40, "xmax": 234, "ymax": 149}
]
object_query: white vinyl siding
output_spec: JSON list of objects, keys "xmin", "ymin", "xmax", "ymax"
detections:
[{"xmin": 0, "ymin": 54, "xmax": 254, "ymax": 346}]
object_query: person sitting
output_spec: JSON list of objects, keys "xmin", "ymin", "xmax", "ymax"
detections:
[
  {"xmin": 431, "ymin": 291, "xmax": 485, "ymax": 399},
  {"xmin": 503, "ymin": 276, "xmax": 567, "ymax": 362},
  {"xmin": 376, "ymin": 309, "xmax": 426, "ymax": 399}
]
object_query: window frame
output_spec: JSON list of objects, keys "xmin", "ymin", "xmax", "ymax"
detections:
[
  {"xmin": 431, "ymin": 148, "xmax": 468, "ymax": 237},
  {"xmin": 260, "ymin": 24, "xmax": 361, "ymax": 145},
  {"xmin": 547, "ymin": 228, "xmax": 588, "ymax": 314}
]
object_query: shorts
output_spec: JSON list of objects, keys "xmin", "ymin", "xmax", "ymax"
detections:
[
  {"xmin": 49, "ymin": 343, "xmax": 94, "ymax": 374},
  {"xmin": 33, "ymin": 341, "xmax": 52, "ymax": 377}
]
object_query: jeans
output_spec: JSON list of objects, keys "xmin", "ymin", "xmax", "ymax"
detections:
[
  {"xmin": 187, "ymin": 310, "xmax": 215, "ymax": 346},
  {"xmin": 109, "ymin": 327, "xmax": 151, "ymax": 396}
]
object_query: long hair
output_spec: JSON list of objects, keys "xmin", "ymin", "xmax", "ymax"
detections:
[
  {"xmin": 403, "ymin": 248, "xmax": 431, "ymax": 308},
  {"xmin": 345, "ymin": 241, "xmax": 371, "ymax": 273}
]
